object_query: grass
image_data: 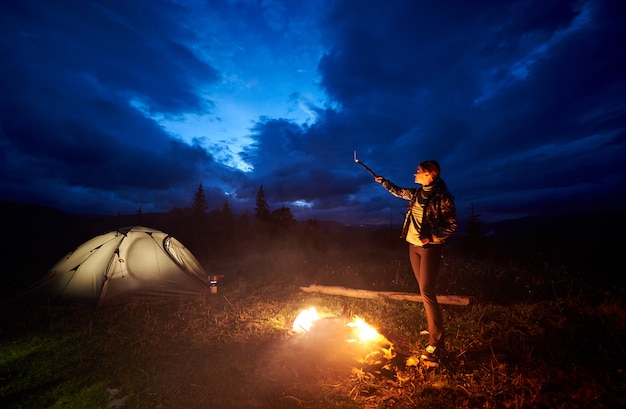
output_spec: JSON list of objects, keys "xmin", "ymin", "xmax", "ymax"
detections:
[{"xmin": 1, "ymin": 227, "xmax": 625, "ymax": 408}]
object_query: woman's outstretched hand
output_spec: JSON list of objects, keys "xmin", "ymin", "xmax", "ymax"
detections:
[{"xmin": 374, "ymin": 176, "xmax": 383, "ymax": 183}]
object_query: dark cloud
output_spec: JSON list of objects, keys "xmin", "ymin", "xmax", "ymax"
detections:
[
  {"xmin": 309, "ymin": 0, "xmax": 626, "ymax": 222},
  {"xmin": 0, "ymin": 0, "xmax": 224, "ymax": 214},
  {"xmin": 0, "ymin": 0, "xmax": 624, "ymax": 224}
]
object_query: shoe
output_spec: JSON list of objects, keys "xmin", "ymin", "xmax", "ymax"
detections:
[{"xmin": 420, "ymin": 345, "xmax": 446, "ymax": 363}]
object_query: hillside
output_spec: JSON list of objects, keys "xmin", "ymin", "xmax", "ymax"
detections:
[
  {"xmin": 1, "ymin": 201, "xmax": 624, "ymax": 302},
  {"xmin": 1, "ymin": 201, "xmax": 625, "ymax": 408}
]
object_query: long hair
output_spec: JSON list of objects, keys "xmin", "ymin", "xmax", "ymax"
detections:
[{"xmin": 419, "ymin": 160, "xmax": 440, "ymax": 179}]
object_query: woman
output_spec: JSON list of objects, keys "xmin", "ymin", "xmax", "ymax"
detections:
[{"xmin": 375, "ymin": 160, "xmax": 457, "ymax": 364}]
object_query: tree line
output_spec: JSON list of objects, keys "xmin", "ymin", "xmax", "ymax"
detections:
[{"xmin": 155, "ymin": 184, "xmax": 304, "ymax": 263}]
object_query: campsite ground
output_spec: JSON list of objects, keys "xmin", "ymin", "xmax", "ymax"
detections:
[{"xmin": 1, "ymin": 205, "xmax": 626, "ymax": 408}]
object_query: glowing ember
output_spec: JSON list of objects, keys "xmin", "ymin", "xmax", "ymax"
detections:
[{"xmin": 292, "ymin": 306, "xmax": 319, "ymax": 332}]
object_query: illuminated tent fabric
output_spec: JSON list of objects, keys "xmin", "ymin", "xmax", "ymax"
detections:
[{"xmin": 29, "ymin": 226, "xmax": 209, "ymax": 306}]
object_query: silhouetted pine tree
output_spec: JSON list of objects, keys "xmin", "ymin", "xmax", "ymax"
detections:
[
  {"xmin": 271, "ymin": 206, "xmax": 296, "ymax": 230},
  {"xmin": 255, "ymin": 185, "xmax": 271, "ymax": 223},
  {"xmin": 192, "ymin": 184, "xmax": 208, "ymax": 215}
]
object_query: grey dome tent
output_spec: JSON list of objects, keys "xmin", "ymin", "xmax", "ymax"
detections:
[{"xmin": 28, "ymin": 226, "xmax": 210, "ymax": 306}]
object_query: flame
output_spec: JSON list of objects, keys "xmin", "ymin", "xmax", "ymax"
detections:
[
  {"xmin": 292, "ymin": 306, "xmax": 319, "ymax": 333},
  {"xmin": 346, "ymin": 316, "xmax": 381, "ymax": 343},
  {"xmin": 292, "ymin": 308, "xmax": 383, "ymax": 344}
]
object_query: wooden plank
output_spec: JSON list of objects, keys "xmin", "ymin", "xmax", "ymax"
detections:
[{"xmin": 299, "ymin": 284, "xmax": 471, "ymax": 306}]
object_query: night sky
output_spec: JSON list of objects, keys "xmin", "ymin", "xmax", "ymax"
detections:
[{"xmin": 1, "ymin": 0, "xmax": 625, "ymax": 225}]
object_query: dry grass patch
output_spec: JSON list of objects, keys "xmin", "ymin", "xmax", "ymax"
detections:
[{"xmin": 2, "ymin": 230, "xmax": 626, "ymax": 408}]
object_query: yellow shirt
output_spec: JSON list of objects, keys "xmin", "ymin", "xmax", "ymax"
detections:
[
  {"xmin": 405, "ymin": 185, "xmax": 432, "ymax": 246},
  {"xmin": 405, "ymin": 200, "xmax": 425, "ymax": 246}
]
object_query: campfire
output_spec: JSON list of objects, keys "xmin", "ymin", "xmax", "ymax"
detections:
[
  {"xmin": 291, "ymin": 307, "xmax": 395, "ymax": 368},
  {"xmin": 292, "ymin": 307, "xmax": 385, "ymax": 344},
  {"xmin": 261, "ymin": 305, "xmax": 448, "ymax": 404},
  {"xmin": 288, "ymin": 306, "xmax": 415, "ymax": 402}
]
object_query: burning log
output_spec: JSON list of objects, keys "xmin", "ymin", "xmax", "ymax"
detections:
[{"xmin": 299, "ymin": 285, "xmax": 471, "ymax": 306}]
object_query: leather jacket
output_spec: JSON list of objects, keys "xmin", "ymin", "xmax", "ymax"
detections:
[{"xmin": 381, "ymin": 177, "xmax": 457, "ymax": 243}]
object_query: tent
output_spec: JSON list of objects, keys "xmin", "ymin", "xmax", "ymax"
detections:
[{"xmin": 27, "ymin": 226, "xmax": 210, "ymax": 306}]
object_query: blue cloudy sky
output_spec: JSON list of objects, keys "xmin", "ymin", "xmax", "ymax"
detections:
[{"xmin": 1, "ymin": 0, "xmax": 625, "ymax": 225}]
